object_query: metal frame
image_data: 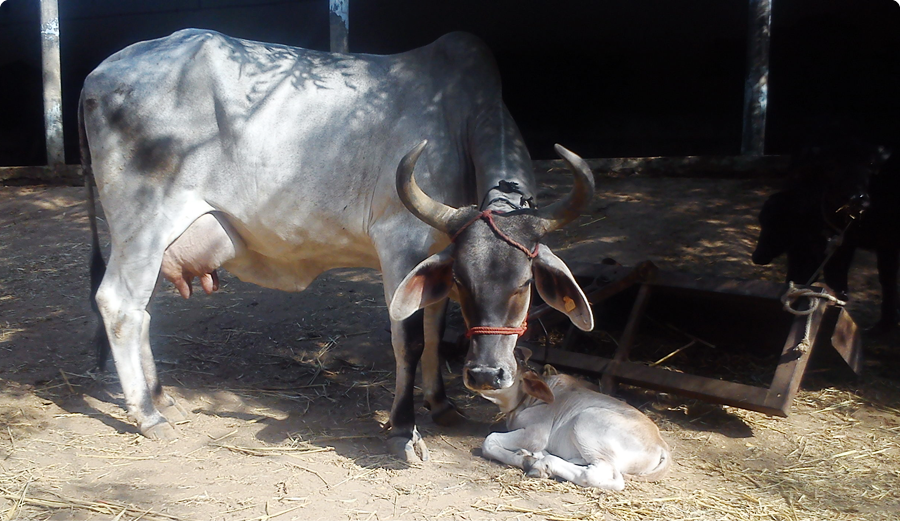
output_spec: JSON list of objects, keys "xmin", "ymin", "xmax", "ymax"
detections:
[{"xmin": 522, "ymin": 262, "xmax": 861, "ymax": 417}]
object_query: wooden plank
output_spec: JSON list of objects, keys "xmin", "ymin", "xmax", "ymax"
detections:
[
  {"xmin": 649, "ymin": 270, "xmax": 786, "ymax": 301},
  {"xmin": 0, "ymin": 165, "xmax": 82, "ymax": 186},
  {"xmin": 533, "ymin": 154, "xmax": 791, "ymax": 179}
]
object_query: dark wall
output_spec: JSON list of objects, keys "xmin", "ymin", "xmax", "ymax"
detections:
[{"xmin": 1, "ymin": 0, "xmax": 898, "ymax": 165}]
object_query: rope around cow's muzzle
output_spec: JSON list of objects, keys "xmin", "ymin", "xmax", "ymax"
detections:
[{"xmin": 465, "ymin": 320, "xmax": 529, "ymax": 339}]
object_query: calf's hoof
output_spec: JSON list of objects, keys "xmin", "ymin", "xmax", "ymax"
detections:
[
  {"xmin": 386, "ymin": 430, "xmax": 430, "ymax": 462},
  {"xmin": 143, "ymin": 420, "xmax": 178, "ymax": 441},
  {"xmin": 524, "ymin": 459, "xmax": 551, "ymax": 479}
]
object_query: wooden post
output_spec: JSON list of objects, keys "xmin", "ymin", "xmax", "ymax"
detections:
[
  {"xmin": 329, "ymin": 0, "xmax": 349, "ymax": 53},
  {"xmin": 741, "ymin": 0, "xmax": 772, "ymax": 156},
  {"xmin": 40, "ymin": 0, "xmax": 65, "ymax": 165}
]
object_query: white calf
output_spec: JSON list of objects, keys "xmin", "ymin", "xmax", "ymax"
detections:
[{"xmin": 477, "ymin": 349, "xmax": 671, "ymax": 490}]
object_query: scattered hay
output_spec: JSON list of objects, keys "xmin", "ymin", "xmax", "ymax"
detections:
[{"xmin": 0, "ymin": 489, "xmax": 184, "ymax": 521}]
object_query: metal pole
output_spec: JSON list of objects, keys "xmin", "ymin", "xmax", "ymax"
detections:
[
  {"xmin": 329, "ymin": 0, "xmax": 349, "ymax": 53},
  {"xmin": 40, "ymin": 0, "xmax": 65, "ymax": 165},
  {"xmin": 741, "ymin": 0, "xmax": 772, "ymax": 156}
]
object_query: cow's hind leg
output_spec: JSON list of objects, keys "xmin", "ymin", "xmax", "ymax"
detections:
[
  {"xmin": 95, "ymin": 246, "xmax": 178, "ymax": 439},
  {"xmin": 385, "ymin": 311, "xmax": 430, "ymax": 461},
  {"xmin": 138, "ymin": 308, "xmax": 188, "ymax": 423},
  {"xmin": 527, "ymin": 454, "xmax": 625, "ymax": 490}
]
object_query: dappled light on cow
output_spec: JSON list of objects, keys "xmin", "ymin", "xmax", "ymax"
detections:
[{"xmin": 390, "ymin": 140, "xmax": 596, "ymax": 394}]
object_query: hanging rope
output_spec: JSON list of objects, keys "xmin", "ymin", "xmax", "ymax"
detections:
[
  {"xmin": 781, "ymin": 281, "xmax": 846, "ymax": 316},
  {"xmin": 780, "ymin": 281, "xmax": 846, "ymax": 354}
]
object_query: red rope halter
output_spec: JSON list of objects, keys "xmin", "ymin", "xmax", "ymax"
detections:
[
  {"xmin": 465, "ymin": 320, "xmax": 528, "ymax": 339},
  {"xmin": 453, "ymin": 210, "xmax": 535, "ymax": 338},
  {"xmin": 451, "ymin": 210, "xmax": 539, "ymax": 259}
]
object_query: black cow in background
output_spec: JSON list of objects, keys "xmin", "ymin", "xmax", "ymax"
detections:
[{"xmin": 752, "ymin": 140, "xmax": 896, "ymax": 332}]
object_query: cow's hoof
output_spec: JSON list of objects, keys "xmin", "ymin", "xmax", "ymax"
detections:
[
  {"xmin": 386, "ymin": 431, "xmax": 430, "ymax": 462},
  {"xmin": 430, "ymin": 402, "xmax": 466, "ymax": 427},
  {"xmin": 524, "ymin": 458, "xmax": 551, "ymax": 479},
  {"xmin": 143, "ymin": 421, "xmax": 178, "ymax": 441}
]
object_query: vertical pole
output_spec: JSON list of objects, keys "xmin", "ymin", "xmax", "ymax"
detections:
[
  {"xmin": 741, "ymin": 0, "xmax": 772, "ymax": 156},
  {"xmin": 40, "ymin": 0, "xmax": 65, "ymax": 165},
  {"xmin": 329, "ymin": 0, "xmax": 349, "ymax": 53}
]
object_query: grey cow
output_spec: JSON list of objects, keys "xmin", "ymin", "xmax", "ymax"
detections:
[{"xmin": 81, "ymin": 29, "xmax": 595, "ymax": 461}]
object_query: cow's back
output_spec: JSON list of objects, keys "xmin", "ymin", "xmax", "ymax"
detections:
[{"xmin": 81, "ymin": 30, "xmax": 505, "ymax": 280}]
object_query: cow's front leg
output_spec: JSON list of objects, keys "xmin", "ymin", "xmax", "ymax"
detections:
[
  {"xmin": 421, "ymin": 300, "xmax": 464, "ymax": 426},
  {"xmin": 482, "ymin": 429, "xmax": 547, "ymax": 469},
  {"xmin": 385, "ymin": 311, "xmax": 430, "ymax": 462}
]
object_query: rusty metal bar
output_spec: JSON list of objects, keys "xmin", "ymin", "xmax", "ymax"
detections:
[
  {"xmin": 830, "ymin": 308, "xmax": 863, "ymax": 374},
  {"xmin": 528, "ymin": 345, "xmax": 779, "ymax": 416},
  {"xmin": 329, "ymin": 0, "xmax": 349, "ymax": 53},
  {"xmin": 763, "ymin": 297, "xmax": 827, "ymax": 413},
  {"xmin": 601, "ymin": 283, "xmax": 654, "ymax": 394},
  {"xmin": 40, "ymin": 0, "xmax": 65, "ymax": 166},
  {"xmin": 741, "ymin": 0, "xmax": 773, "ymax": 156}
]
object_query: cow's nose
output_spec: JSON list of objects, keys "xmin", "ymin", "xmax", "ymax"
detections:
[{"xmin": 463, "ymin": 365, "xmax": 506, "ymax": 391}]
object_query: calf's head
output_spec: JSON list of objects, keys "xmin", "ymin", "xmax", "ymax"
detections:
[
  {"xmin": 475, "ymin": 347, "xmax": 554, "ymax": 414},
  {"xmin": 389, "ymin": 140, "xmax": 594, "ymax": 392}
]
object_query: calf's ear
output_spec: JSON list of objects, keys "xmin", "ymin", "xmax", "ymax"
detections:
[
  {"xmin": 389, "ymin": 246, "xmax": 455, "ymax": 321},
  {"xmin": 523, "ymin": 371, "xmax": 554, "ymax": 404},
  {"xmin": 532, "ymin": 245, "xmax": 594, "ymax": 331}
]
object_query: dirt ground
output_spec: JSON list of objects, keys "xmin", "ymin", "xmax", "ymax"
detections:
[{"xmin": 1, "ymin": 166, "xmax": 899, "ymax": 521}]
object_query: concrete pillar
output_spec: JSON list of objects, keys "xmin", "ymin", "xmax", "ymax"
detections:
[
  {"xmin": 329, "ymin": 0, "xmax": 349, "ymax": 53},
  {"xmin": 40, "ymin": 0, "xmax": 65, "ymax": 165},
  {"xmin": 741, "ymin": 0, "xmax": 773, "ymax": 156}
]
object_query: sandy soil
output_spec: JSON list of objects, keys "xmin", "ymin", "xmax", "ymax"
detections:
[{"xmin": 1, "ymin": 168, "xmax": 899, "ymax": 521}]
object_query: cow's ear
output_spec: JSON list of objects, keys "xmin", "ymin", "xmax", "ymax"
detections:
[
  {"xmin": 389, "ymin": 246, "xmax": 455, "ymax": 321},
  {"xmin": 523, "ymin": 371, "xmax": 554, "ymax": 404},
  {"xmin": 532, "ymin": 245, "xmax": 594, "ymax": 331}
]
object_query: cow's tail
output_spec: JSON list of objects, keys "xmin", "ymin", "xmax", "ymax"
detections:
[{"xmin": 80, "ymin": 93, "xmax": 111, "ymax": 370}]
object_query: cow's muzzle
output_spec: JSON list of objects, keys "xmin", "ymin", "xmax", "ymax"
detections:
[{"xmin": 463, "ymin": 364, "xmax": 510, "ymax": 391}]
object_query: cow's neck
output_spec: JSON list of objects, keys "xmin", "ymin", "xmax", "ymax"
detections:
[{"xmin": 470, "ymin": 103, "xmax": 537, "ymax": 210}]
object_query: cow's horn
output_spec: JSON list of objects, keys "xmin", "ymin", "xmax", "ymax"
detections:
[
  {"xmin": 536, "ymin": 144, "xmax": 595, "ymax": 234},
  {"xmin": 396, "ymin": 140, "xmax": 462, "ymax": 234}
]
